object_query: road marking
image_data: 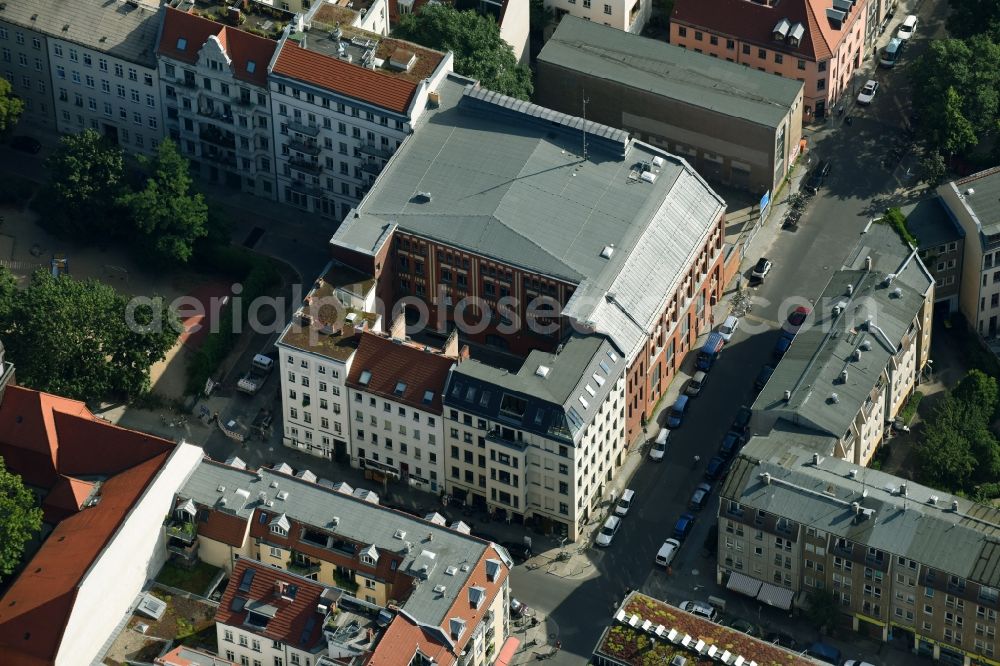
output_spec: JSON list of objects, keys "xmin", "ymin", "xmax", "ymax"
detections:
[{"xmin": 742, "ymin": 313, "xmax": 780, "ymax": 328}]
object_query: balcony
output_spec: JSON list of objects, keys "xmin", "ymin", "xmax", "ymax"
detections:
[
  {"xmin": 200, "ymin": 126, "xmax": 236, "ymax": 149},
  {"xmin": 289, "ymin": 157, "xmax": 322, "ymax": 175},
  {"xmin": 359, "ymin": 161, "xmax": 382, "ymax": 176},
  {"xmin": 288, "ymin": 138, "xmax": 321, "ymax": 156},
  {"xmin": 167, "ymin": 538, "xmax": 200, "ymax": 560},
  {"xmin": 288, "ymin": 119, "xmax": 321, "ymax": 137},
  {"xmin": 202, "ymin": 146, "xmax": 236, "ymax": 166},
  {"xmin": 358, "ymin": 142, "xmax": 394, "ymax": 160},
  {"xmin": 289, "ymin": 559, "xmax": 321, "ymax": 576},
  {"xmin": 198, "ymin": 104, "xmax": 233, "ymax": 124},
  {"xmin": 165, "ymin": 519, "xmax": 198, "ymax": 544}
]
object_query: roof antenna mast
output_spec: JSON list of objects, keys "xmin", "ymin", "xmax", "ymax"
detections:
[{"xmin": 582, "ymin": 90, "xmax": 589, "ymax": 160}]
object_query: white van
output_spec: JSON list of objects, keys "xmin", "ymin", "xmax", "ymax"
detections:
[
  {"xmin": 897, "ymin": 14, "xmax": 918, "ymax": 40},
  {"xmin": 615, "ymin": 488, "xmax": 635, "ymax": 516},
  {"xmin": 649, "ymin": 428, "xmax": 670, "ymax": 461},
  {"xmin": 655, "ymin": 538, "xmax": 681, "ymax": 567}
]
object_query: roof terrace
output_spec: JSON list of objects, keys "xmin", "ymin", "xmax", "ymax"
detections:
[{"xmin": 171, "ymin": 0, "xmax": 294, "ymax": 39}]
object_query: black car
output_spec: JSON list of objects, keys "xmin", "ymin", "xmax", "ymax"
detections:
[
  {"xmin": 9, "ymin": 135, "xmax": 41, "ymax": 154},
  {"xmin": 704, "ymin": 456, "xmax": 727, "ymax": 481},
  {"xmin": 499, "ymin": 541, "xmax": 532, "ymax": 563},
  {"xmin": 804, "ymin": 160, "xmax": 831, "ymax": 193},
  {"xmin": 718, "ymin": 431, "xmax": 743, "ymax": 459},
  {"xmin": 731, "ymin": 406, "xmax": 752, "ymax": 434},
  {"xmin": 754, "ymin": 365, "xmax": 776, "ymax": 394},
  {"xmin": 765, "ymin": 631, "xmax": 799, "ymax": 650}
]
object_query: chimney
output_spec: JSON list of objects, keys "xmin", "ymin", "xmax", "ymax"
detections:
[
  {"xmin": 443, "ymin": 330, "xmax": 460, "ymax": 358},
  {"xmin": 899, "ymin": 482, "xmax": 907, "ymax": 497},
  {"xmin": 342, "ymin": 322, "xmax": 355, "ymax": 339},
  {"xmin": 865, "ymin": 256, "xmax": 872, "ymax": 272},
  {"xmin": 389, "ymin": 311, "xmax": 407, "ymax": 340},
  {"xmin": 458, "ymin": 344, "xmax": 471, "ymax": 362}
]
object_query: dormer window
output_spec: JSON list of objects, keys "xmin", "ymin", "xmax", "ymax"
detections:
[
  {"xmin": 788, "ymin": 22, "xmax": 805, "ymax": 47},
  {"xmin": 269, "ymin": 513, "xmax": 290, "ymax": 537},
  {"xmin": 772, "ymin": 18, "xmax": 790, "ymax": 41},
  {"xmin": 360, "ymin": 544, "xmax": 379, "ymax": 567}
]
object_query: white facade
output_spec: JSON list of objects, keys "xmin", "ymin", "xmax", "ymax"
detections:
[
  {"xmin": 279, "ymin": 346, "xmax": 353, "ymax": 459},
  {"xmin": 348, "ymin": 385, "xmax": 446, "ymax": 493},
  {"xmin": 218, "ymin": 622, "xmax": 314, "ymax": 666},
  {"xmin": 55, "ymin": 441, "xmax": 204, "ymax": 666},
  {"xmin": 546, "ymin": 0, "xmax": 650, "ymax": 34},
  {"xmin": 159, "ymin": 34, "xmax": 277, "ymax": 199},
  {"xmin": 50, "ymin": 39, "xmax": 163, "ymax": 155}
]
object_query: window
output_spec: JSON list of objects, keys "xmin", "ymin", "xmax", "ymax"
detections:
[
  {"xmin": 817, "ymin": 78, "xmax": 826, "ymax": 91},
  {"xmin": 774, "ymin": 53, "xmax": 784, "ymax": 64},
  {"xmin": 603, "ymin": 3, "xmax": 612, "ymax": 13},
  {"xmin": 678, "ymin": 27, "xmax": 687, "ymax": 37},
  {"xmin": 710, "ymin": 35, "xmax": 718, "ymax": 45}
]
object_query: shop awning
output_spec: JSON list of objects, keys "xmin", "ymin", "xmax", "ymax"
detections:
[
  {"xmin": 756, "ymin": 582, "xmax": 794, "ymax": 610},
  {"xmin": 726, "ymin": 571, "xmax": 763, "ymax": 598},
  {"xmin": 495, "ymin": 636, "xmax": 521, "ymax": 666}
]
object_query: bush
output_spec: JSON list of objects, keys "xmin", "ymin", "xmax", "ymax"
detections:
[
  {"xmin": 880, "ymin": 207, "xmax": 918, "ymax": 247},
  {"xmin": 899, "ymin": 391, "xmax": 924, "ymax": 425}
]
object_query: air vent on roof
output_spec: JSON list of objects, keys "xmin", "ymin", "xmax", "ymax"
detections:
[
  {"xmin": 760, "ymin": 472, "xmax": 772, "ymax": 485},
  {"xmin": 218, "ymin": 485, "xmax": 226, "ymax": 493},
  {"xmin": 966, "ymin": 188, "xmax": 976, "ymax": 196},
  {"xmin": 433, "ymin": 584, "xmax": 447, "ymax": 594},
  {"xmin": 652, "ymin": 156, "xmax": 664, "ymax": 167},
  {"xmin": 840, "ymin": 370, "xmax": 849, "ymax": 383},
  {"xmin": 952, "ymin": 500, "xmax": 960, "ymax": 512},
  {"xmin": 535, "ymin": 365, "xmax": 551, "ymax": 378},
  {"xmin": 860, "ymin": 339, "xmax": 872, "ymax": 351},
  {"xmin": 892, "ymin": 287, "xmax": 902, "ymax": 298},
  {"xmin": 330, "ymin": 516, "xmax": 340, "ymax": 527},
  {"xmin": 413, "ymin": 192, "xmax": 432, "ymax": 203},
  {"xmin": 833, "ymin": 0, "xmax": 853, "ymax": 12},
  {"xmin": 830, "ymin": 392, "xmax": 840, "ymax": 403},
  {"xmin": 445, "ymin": 566, "xmax": 458, "ymax": 576},
  {"xmin": 600, "ymin": 245, "xmax": 615, "ymax": 259},
  {"xmin": 928, "ymin": 495, "xmax": 938, "ymax": 505},
  {"xmin": 640, "ymin": 171, "xmax": 657, "ymax": 183},
  {"xmin": 277, "ymin": 491, "xmax": 289, "ymax": 501},
  {"xmin": 783, "ymin": 389, "xmax": 791, "ymax": 401},
  {"xmin": 394, "ymin": 529, "xmax": 406, "ymax": 540},
  {"xmin": 460, "ymin": 563, "xmax": 470, "ymax": 572}
]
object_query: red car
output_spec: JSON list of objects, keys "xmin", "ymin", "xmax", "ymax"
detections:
[{"xmin": 784, "ymin": 306, "xmax": 811, "ymax": 335}]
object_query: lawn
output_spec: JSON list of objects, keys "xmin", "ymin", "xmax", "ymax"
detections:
[{"xmin": 155, "ymin": 560, "xmax": 221, "ymax": 596}]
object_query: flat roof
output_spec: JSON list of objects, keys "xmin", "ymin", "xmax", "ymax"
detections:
[
  {"xmin": 952, "ymin": 167, "xmax": 1000, "ymax": 241},
  {"xmin": 1, "ymin": 0, "xmax": 163, "ymax": 68},
  {"xmin": 332, "ymin": 74, "xmax": 724, "ymax": 361},
  {"xmin": 902, "ymin": 196, "xmax": 964, "ymax": 250},
  {"xmin": 539, "ymin": 16, "xmax": 803, "ymax": 129}
]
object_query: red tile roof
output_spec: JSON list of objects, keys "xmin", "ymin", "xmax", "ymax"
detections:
[
  {"xmin": 0, "ymin": 385, "xmax": 177, "ymax": 666},
  {"xmin": 216, "ymin": 559, "xmax": 327, "ymax": 650},
  {"xmin": 198, "ymin": 506, "xmax": 250, "ymax": 547},
  {"xmin": 346, "ymin": 332, "xmax": 455, "ymax": 414},
  {"xmin": 41, "ymin": 476, "xmax": 95, "ymax": 522},
  {"xmin": 157, "ymin": 7, "xmax": 275, "ymax": 87},
  {"xmin": 368, "ymin": 612, "xmax": 454, "ymax": 665},
  {"xmin": 437, "ymin": 549, "xmax": 507, "ymax": 652},
  {"xmin": 272, "ymin": 42, "xmax": 419, "ymax": 115},
  {"xmin": 671, "ymin": 0, "xmax": 866, "ymax": 61}
]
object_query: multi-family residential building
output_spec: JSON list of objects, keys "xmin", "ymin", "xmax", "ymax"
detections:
[
  {"xmin": 537, "ymin": 16, "xmax": 804, "ymax": 195},
  {"xmin": 0, "ymin": 9, "xmax": 55, "ymax": 128},
  {"xmin": 903, "ymin": 197, "xmax": 965, "ymax": 315},
  {"xmin": 670, "ymin": 0, "xmax": 869, "ymax": 119},
  {"xmin": 268, "ymin": 1, "xmax": 452, "ymax": 220},
  {"xmin": 155, "ymin": 645, "xmax": 236, "ymax": 666},
  {"xmin": 330, "ymin": 73, "xmax": 727, "ymax": 448},
  {"xmin": 718, "ymin": 440, "xmax": 1000, "ymax": 665},
  {"xmin": 0, "ymin": 345, "xmax": 204, "ymax": 666},
  {"xmin": 751, "ymin": 222, "xmax": 933, "ymax": 466},
  {"xmin": 2, "ymin": 0, "xmax": 165, "ymax": 152},
  {"xmin": 938, "ymin": 167, "xmax": 1000, "ymax": 338},
  {"xmin": 346, "ymin": 324, "xmax": 456, "ymax": 493},
  {"xmin": 277, "ymin": 260, "xmax": 381, "ymax": 460},
  {"xmin": 443, "ymin": 333, "xmax": 626, "ymax": 540},
  {"xmin": 173, "ymin": 458, "xmax": 514, "ymax": 665},
  {"xmin": 546, "ymin": 0, "xmax": 651, "ymax": 35},
  {"xmin": 157, "ymin": 6, "xmax": 279, "ymax": 198},
  {"xmin": 387, "ymin": 0, "xmax": 529, "ymax": 63}
]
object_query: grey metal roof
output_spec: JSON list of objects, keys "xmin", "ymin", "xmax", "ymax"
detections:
[
  {"xmin": 726, "ymin": 440, "xmax": 1000, "ymax": 586},
  {"xmin": 444, "ymin": 333, "xmax": 623, "ymax": 445},
  {"xmin": 755, "ymin": 224, "xmax": 931, "ymax": 438},
  {"xmin": 0, "ymin": 0, "xmax": 163, "ymax": 68},
  {"xmin": 333, "ymin": 74, "xmax": 725, "ymax": 363},
  {"xmin": 179, "ymin": 460, "xmax": 507, "ymax": 625},
  {"xmin": 539, "ymin": 16, "xmax": 803, "ymax": 129},
  {"xmin": 901, "ymin": 196, "xmax": 965, "ymax": 250},
  {"xmin": 950, "ymin": 168, "xmax": 1000, "ymax": 242}
]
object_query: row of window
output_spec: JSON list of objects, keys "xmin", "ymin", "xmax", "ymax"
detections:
[
  {"xmin": 0, "ymin": 28, "xmax": 40, "ymax": 50},
  {"xmin": 274, "ymin": 83, "xmax": 407, "ymax": 130},
  {"xmin": 564, "ymin": 0, "xmax": 614, "ymax": 13},
  {"xmin": 54, "ymin": 68, "xmax": 155, "ymax": 106}
]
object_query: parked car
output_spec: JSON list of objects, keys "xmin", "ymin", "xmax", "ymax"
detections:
[
  {"xmin": 679, "ymin": 601, "xmax": 718, "ymax": 622},
  {"xmin": 649, "ymin": 428, "xmax": 670, "ymax": 461},
  {"xmin": 718, "ymin": 314, "xmax": 739, "ymax": 341},
  {"xmin": 843, "ymin": 661, "xmax": 876, "ymax": 666},
  {"xmin": 731, "ymin": 406, "xmax": 752, "ymax": 435},
  {"xmin": 704, "ymin": 456, "xmax": 727, "ymax": 481},
  {"xmin": 500, "ymin": 541, "xmax": 532, "ymax": 563},
  {"xmin": 784, "ymin": 305, "xmax": 812, "ymax": 334},
  {"xmin": 857, "ymin": 79, "xmax": 879, "ymax": 105},
  {"xmin": 718, "ymin": 431, "xmax": 743, "ymax": 459},
  {"xmin": 695, "ymin": 332, "xmax": 726, "ymax": 371},
  {"xmin": 666, "ymin": 395, "xmax": 690, "ymax": 428},
  {"xmin": 804, "ymin": 161, "xmax": 831, "ymax": 193},
  {"xmin": 897, "ymin": 13, "xmax": 918, "ymax": 40},
  {"xmin": 595, "ymin": 515, "xmax": 621, "ymax": 547},
  {"xmin": 655, "ymin": 538, "xmax": 681, "ymax": 567},
  {"xmin": 751, "ymin": 257, "xmax": 772, "ymax": 280},
  {"xmin": 614, "ymin": 488, "xmax": 635, "ymax": 517},
  {"xmin": 805, "ymin": 642, "xmax": 843, "ymax": 665},
  {"xmin": 685, "ymin": 370, "xmax": 708, "ymax": 398},
  {"xmin": 765, "ymin": 631, "xmax": 798, "ymax": 650},
  {"xmin": 726, "ymin": 619, "xmax": 759, "ymax": 636},
  {"xmin": 754, "ymin": 365, "xmax": 775, "ymax": 394},
  {"xmin": 9, "ymin": 135, "xmax": 41, "ymax": 154},
  {"xmin": 773, "ymin": 333, "xmax": 794, "ymax": 360},
  {"xmin": 689, "ymin": 482, "xmax": 713, "ymax": 510},
  {"xmin": 672, "ymin": 512, "xmax": 696, "ymax": 540}
]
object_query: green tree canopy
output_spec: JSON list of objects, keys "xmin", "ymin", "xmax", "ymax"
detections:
[
  {"xmin": 0, "ymin": 456, "xmax": 43, "ymax": 579},
  {"xmin": 0, "ymin": 78, "xmax": 25, "ymax": 136},
  {"xmin": 118, "ymin": 139, "xmax": 208, "ymax": 268},
  {"xmin": 947, "ymin": 0, "xmax": 1000, "ymax": 41},
  {"xmin": 41, "ymin": 129, "xmax": 126, "ymax": 238},
  {"xmin": 394, "ymin": 5, "xmax": 533, "ymax": 100},
  {"xmin": 0, "ymin": 267, "xmax": 179, "ymax": 402}
]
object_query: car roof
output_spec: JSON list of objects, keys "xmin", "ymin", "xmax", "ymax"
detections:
[
  {"xmin": 605, "ymin": 515, "xmax": 621, "ymax": 527},
  {"xmin": 865, "ymin": 79, "xmax": 877, "ymax": 86},
  {"xmin": 723, "ymin": 315, "xmax": 738, "ymax": 325},
  {"xmin": 902, "ymin": 14, "xmax": 917, "ymax": 24}
]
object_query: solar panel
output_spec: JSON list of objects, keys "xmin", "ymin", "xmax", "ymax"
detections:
[{"xmin": 238, "ymin": 568, "xmax": 256, "ymax": 593}]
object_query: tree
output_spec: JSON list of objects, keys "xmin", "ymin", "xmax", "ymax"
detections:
[
  {"xmin": 118, "ymin": 139, "xmax": 208, "ymax": 267},
  {"xmin": 394, "ymin": 5, "xmax": 533, "ymax": 100},
  {"xmin": 947, "ymin": 0, "xmax": 1000, "ymax": 41},
  {"xmin": 0, "ymin": 78, "xmax": 24, "ymax": 137},
  {"xmin": 804, "ymin": 589, "xmax": 840, "ymax": 635},
  {"xmin": 953, "ymin": 369, "xmax": 999, "ymax": 423},
  {"xmin": 918, "ymin": 151, "xmax": 948, "ymax": 186},
  {"xmin": 0, "ymin": 270, "xmax": 178, "ymax": 401},
  {"xmin": 0, "ymin": 456, "xmax": 43, "ymax": 580},
  {"xmin": 40, "ymin": 129, "xmax": 126, "ymax": 238}
]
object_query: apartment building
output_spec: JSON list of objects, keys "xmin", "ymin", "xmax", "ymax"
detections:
[
  {"xmin": 156, "ymin": 646, "xmax": 237, "ymax": 666},
  {"xmin": 346, "ymin": 324, "xmax": 456, "ymax": 492},
  {"xmin": 0, "ymin": 10, "xmax": 54, "ymax": 129},
  {"xmin": 537, "ymin": 16, "xmax": 804, "ymax": 195},
  {"xmin": 671, "ymin": 0, "xmax": 869, "ymax": 119},
  {"xmin": 546, "ymin": 0, "xmax": 651, "ymax": 35},
  {"xmin": 719, "ymin": 440, "xmax": 1000, "ymax": 665},
  {"xmin": 157, "ymin": 6, "xmax": 279, "ymax": 198},
  {"xmin": 939, "ymin": 167, "xmax": 1000, "ymax": 338},
  {"xmin": 0, "ymin": 347, "xmax": 204, "ymax": 666},
  {"xmin": 276, "ymin": 260, "xmax": 381, "ymax": 460},
  {"xmin": 268, "ymin": 1, "xmax": 451, "ymax": 220},
  {"xmin": 751, "ymin": 222, "xmax": 933, "ymax": 466},
  {"xmin": 443, "ymin": 333, "xmax": 626, "ymax": 540},
  {"xmin": 903, "ymin": 196, "xmax": 965, "ymax": 315},
  {"xmin": 387, "ymin": 0, "xmax": 529, "ymax": 64},
  {"xmin": 175, "ymin": 458, "xmax": 514, "ymax": 665},
  {"xmin": 2, "ymin": 0, "xmax": 164, "ymax": 152},
  {"xmin": 330, "ymin": 74, "xmax": 727, "ymax": 447}
]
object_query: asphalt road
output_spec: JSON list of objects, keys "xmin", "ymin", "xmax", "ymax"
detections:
[{"xmin": 508, "ymin": 2, "xmax": 949, "ymax": 663}]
